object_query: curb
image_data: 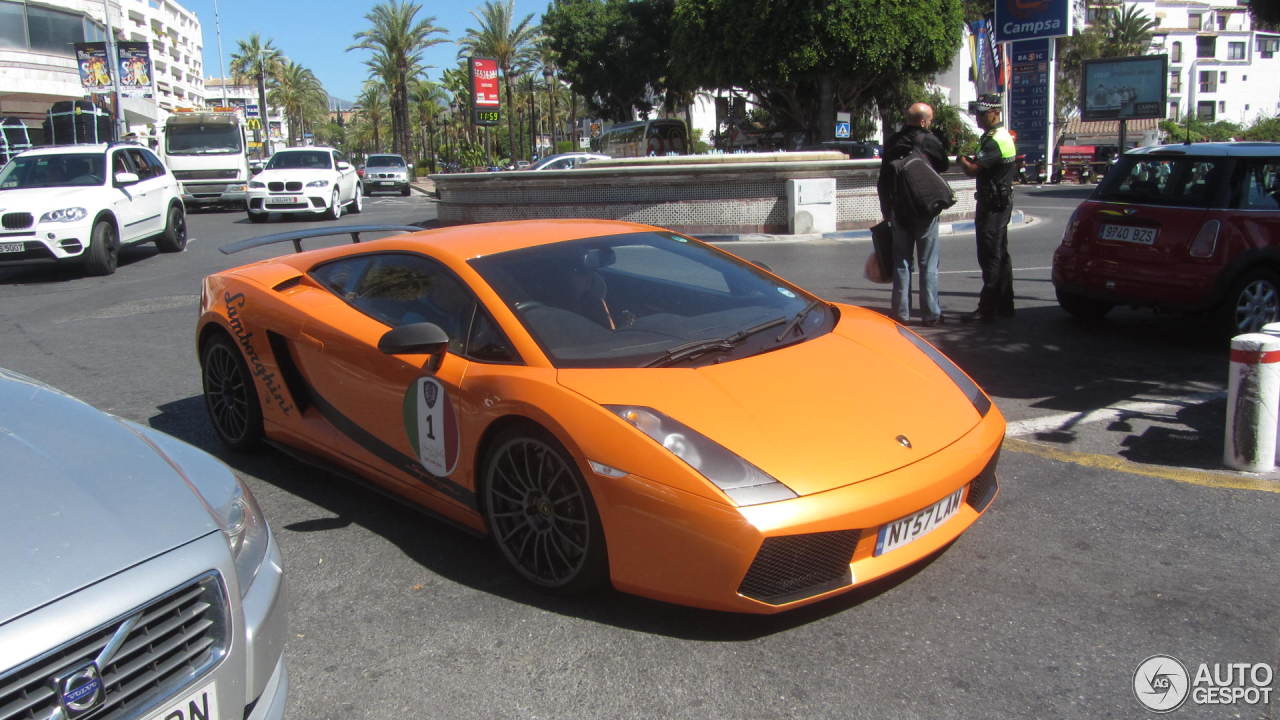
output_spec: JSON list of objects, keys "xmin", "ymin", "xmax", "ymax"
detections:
[{"xmin": 694, "ymin": 210, "xmax": 1028, "ymax": 243}]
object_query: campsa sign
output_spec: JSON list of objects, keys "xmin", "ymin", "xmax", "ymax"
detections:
[{"xmin": 994, "ymin": 0, "xmax": 1072, "ymax": 43}]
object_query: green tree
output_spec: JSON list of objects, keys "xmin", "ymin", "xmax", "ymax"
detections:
[
  {"xmin": 229, "ymin": 33, "xmax": 283, "ymax": 158},
  {"xmin": 349, "ymin": 0, "xmax": 449, "ymax": 156},
  {"xmin": 354, "ymin": 81, "xmax": 390, "ymax": 155},
  {"xmin": 269, "ymin": 61, "xmax": 327, "ymax": 145},
  {"xmin": 1101, "ymin": 5, "xmax": 1156, "ymax": 57},
  {"xmin": 410, "ymin": 79, "xmax": 448, "ymax": 171},
  {"xmin": 458, "ymin": 0, "xmax": 540, "ymax": 161},
  {"xmin": 1241, "ymin": 116, "xmax": 1280, "ymax": 141}
]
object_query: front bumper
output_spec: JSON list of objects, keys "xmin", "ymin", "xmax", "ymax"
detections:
[
  {"xmin": 0, "ymin": 218, "xmax": 95, "ymax": 264},
  {"xmin": 182, "ymin": 181, "xmax": 247, "ymax": 205},
  {"xmin": 590, "ymin": 408, "xmax": 1005, "ymax": 614},
  {"xmin": 247, "ymin": 190, "xmax": 331, "ymax": 214},
  {"xmin": 364, "ymin": 176, "xmax": 408, "ymax": 191}
]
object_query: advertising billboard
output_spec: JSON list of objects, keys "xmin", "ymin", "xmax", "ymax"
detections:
[
  {"xmin": 995, "ymin": 0, "xmax": 1072, "ymax": 43},
  {"xmin": 470, "ymin": 57, "xmax": 500, "ymax": 126},
  {"xmin": 116, "ymin": 42, "xmax": 153, "ymax": 92},
  {"xmin": 1009, "ymin": 39, "xmax": 1051, "ymax": 164},
  {"xmin": 74, "ymin": 42, "xmax": 112, "ymax": 92},
  {"xmin": 1080, "ymin": 55, "xmax": 1168, "ymax": 122}
]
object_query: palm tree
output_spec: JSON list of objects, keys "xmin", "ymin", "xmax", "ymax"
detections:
[
  {"xmin": 354, "ymin": 81, "xmax": 390, "ymax": 155},
  {"xmin": 269, "ymin": 61, "xmax": 327, "ymax": 145},
  {"xmin": 229, "ymin": 34, "xmax": 283, "ymax": 158},
  {"xmin": 410, "ymin": 80, "xmax": 447, "ymax": 171},
  {"xmin": 1103, "ymin": 5, "xmax": 1157, "ymax": 57},
  {"xmin": 349, "ymin": 0, "xmax": 449, "ymax": 156},
  {"xmin": 457, "ymin": 0, "xmax": 539, "ymax": 162}
]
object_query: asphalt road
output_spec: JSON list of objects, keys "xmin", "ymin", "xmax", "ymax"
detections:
[{"xmin": 1, "ymin": 186, "xmax": 1275, "ymax": 719}]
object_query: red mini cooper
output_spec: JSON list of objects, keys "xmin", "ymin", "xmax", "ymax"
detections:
[{"xmin": 1052, "ymin": 142, "xmax": 1280, "ymax": 336}]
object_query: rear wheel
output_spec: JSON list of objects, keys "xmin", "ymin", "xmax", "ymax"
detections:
[
  {"xmin": 201, "ymin": 332, "xmax": 263, "ymax": 451},
  {"xmin": 155, "ymin": 203, "xmax": 187, "ymax": 252},
  {"xmin": 1055, "ymin": 287, "xmax": 1112, "ymax": 322},
  {"xmin": 482, "ymin": 425, "xmax": 608, "ymax": 593},
  {"xmin": 1219, "ymin": 268, "xmax": 1280, "ymax": 337},
  {"xmin": 83, "ymin": 219, "xmax": 118, "ymax": 276}
]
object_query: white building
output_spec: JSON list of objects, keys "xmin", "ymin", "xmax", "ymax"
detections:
[{"xmin": 0, "ymin": 0, "xmax": 204, "ymax": 141}]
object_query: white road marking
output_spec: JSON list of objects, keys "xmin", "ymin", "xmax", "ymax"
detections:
[
  {"xmin": 61, "ymin": 295, "xmax": 199, "ymax": 322},
  {"xmin": 1005, "ymin": 390, "xmax": 1226, "ymax": 437}
]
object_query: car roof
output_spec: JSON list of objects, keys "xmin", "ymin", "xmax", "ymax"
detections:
[
  {"xmin": 275, "ymin": 146, "xmax": 337, "ymax": 154},
  {"xmin": 366, "ymin": 153, "xmax": 404, "ymax": 158},
  {"xmin": 18, "ymin": 144, "xmax": 112, "ymax": 156},
  {"xmin": 1127, "ymin": 141, "xmax": 1280, "ymax": 158}
]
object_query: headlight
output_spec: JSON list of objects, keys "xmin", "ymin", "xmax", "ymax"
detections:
[
  {"xmin": 605, "ymin": 405, "xmax": 797, "ymax": 506},
  {"xmin": 248, "ymin": 180, "xmax": 265, "ymax": 189},
  {"xmin": 39, "ymin": 207, "xmax": 87, "ymax": 223},
  {"xmin": 306, "ymin": 179, "xmax": 330, "ymax": 188},
  {"xmin": 212, "ymin": 475, "xmax": 271, "ymax": 596},
  {"xmin": 896, "ymin": 325, "xmax": 992, "ymax": 416}
]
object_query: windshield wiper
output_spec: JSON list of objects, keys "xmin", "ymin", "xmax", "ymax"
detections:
[
  {"xmin": 644, "ymin": 317, "xmax": 787, "ymax": 368},
  {"xmin": 775, "ymin": 300, "xmax": 824, "ymax": 343}
]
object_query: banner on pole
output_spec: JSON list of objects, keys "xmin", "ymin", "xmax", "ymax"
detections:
[
  {"xmin": 116, "ymin": 42, "xmax": 153, "ymax": 94},
  {"xmin": 74, "ymin": 42, "xmax": 112, "ymax": 92}
]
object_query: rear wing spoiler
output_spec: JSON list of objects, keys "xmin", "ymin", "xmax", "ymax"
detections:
[{"xmin": 220, "ymin": 225, "xmax": 425, "ymax": 255}]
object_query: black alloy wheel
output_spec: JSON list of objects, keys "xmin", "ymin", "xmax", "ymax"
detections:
[
  {"xmin": 156, "ymin": 203, "xmax": 188, "ymax": 252},
  {"xmin": 201, "ymin": 333, "xmax": 264, "ymax": 451},
  {"xmin": 482, "ymin": 427, "xmax": 608, "ymax": 592},
  {"xmin": 83, "ymin": 219, "xmax": 119, "ymax": 276}
]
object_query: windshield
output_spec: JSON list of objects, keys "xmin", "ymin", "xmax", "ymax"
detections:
[
  {"xmin": 0, "ymin": 153, "xmax": 105, "ymax": 189},
  {"xmin": 165, "ymin": 122, "xmax": 242, "ymax": 155},
  {"xmin": 469, "ymin": 231, "xmax": 835, "ymax": 368},
  {"xmin": 1094, "ymin": 154, "xmax": 1226, "ymax": 208},
  {"xmin": 366, "ymin": 155, "xmax": 405, "ymax": 167},
  {"xmin": 266, "ymin": 151, "xmax": 333, "ymax": 170}
]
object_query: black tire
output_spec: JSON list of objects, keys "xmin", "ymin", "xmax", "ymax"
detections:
[
  {"xmin": 482, "ymin": 425, "xmax": 608, "ymax": 593},
  {"xmin": 83, "ymin": 219, "xmax": 118, "ymax": 276},
  {"xmin": 1056, "ymin": 287, "xmax": 1112, "ymax": 322},
  {"xmin": 201, "ymin": 332, "xmax": 264, "ymax": 451},
  {"xmin": 155, "ymin": 203, "xmax": 188, "ymax": 252},
  {"xmin": 324, "ymin": 189, "xmax": 342, "ymax": 220},
  {"xmin": 248, "ymin": 211, "xmax": 268, "ymax": 223},
  {"xmin": 1218, "ymin": 268, "xmax": 1280, "ymax": 337},
  {"xmin": 349, "ymin": 184, "xmax": 363, "ymax": 214},
  {"xmin": 401, "ymin": 185, "xmax": 411, "ymax": 197}
]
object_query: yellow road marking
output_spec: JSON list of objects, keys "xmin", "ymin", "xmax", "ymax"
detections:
[{"xmin": 1002, "ymin": 438, "xmax": 1280, "ymax": 494}]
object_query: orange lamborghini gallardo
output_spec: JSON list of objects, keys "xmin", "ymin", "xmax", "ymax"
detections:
[{"xmin": 197, "ymin": 219, "xmax": 1004, "ymax": 614}]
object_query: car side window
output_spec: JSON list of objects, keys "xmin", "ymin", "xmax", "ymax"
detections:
[
  {"xmin": 333, "ymin": 152, "xmax": 344, "ymax": 169},
  {"xmin": 1240, "ymin": 158, "xmax": 1280, "ymax": 210},
  {"xmin": 111, "ymin": 150, "xmax": 135, "ymax": 176},
  {"xmin": 467, "ymin": 308, "xmax": 519, "ymax": 363},
  {"xmin": 125, "ymin": 149, "xmax": 155, "ymax": 179},
  {"xmin": 139, "ymin": 148, "xmax": 167, "ymax": 176},
  {"xmin": 312, "ymin": 253, "xmax": 474, "ymax": 355}
]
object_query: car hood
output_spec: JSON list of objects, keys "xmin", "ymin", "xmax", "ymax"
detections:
[
  {"xmin": 0, "ymin": 186, "xmax": 100, "ymax": 212},
  {"xmin": 254, "ymin": 168, "xmax": 335, "ymax": 181},
  {"xmin": 0, "ymin": 370, "xmax": 219, "ymax": 624},
  {"xmin": 557, "ymin": 316, "xmax": 984, "ymax": 496}
]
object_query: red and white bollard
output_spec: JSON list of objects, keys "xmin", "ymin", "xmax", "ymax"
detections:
[{"xmin": 1224, "ymin": 333, "xmax": 1280, "ymax": 472}]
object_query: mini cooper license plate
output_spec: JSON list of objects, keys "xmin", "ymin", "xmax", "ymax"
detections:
[
  {"xmin": 1099, "ymin": 223, "xmax": 1157, "ymax": 245},
  {"xmin": 0, "ymin": 242, "xmax": 24, "ymax": 253},
  {"xmin": 874, "ymin": 487, "xmax": 965, "ymax": 556},
  {"xmin": 140, "ymin": 681, "xmax": 217, "ymax": 720}
]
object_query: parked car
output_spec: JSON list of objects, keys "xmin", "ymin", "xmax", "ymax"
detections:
[
  {"xmin": 0, "ymin": 143, "xmax": 186, "ymax": 275},
  {"xmin": 0, "ymin": 367, "xmax": 288, "ymax": 720},
  {"xmin": 197, "ymin": 219, "xmax": 1002, "ymax": 614},
  {"xmin": 529, "ymin": 152, "xmax": 610, "ymax": 170},
  {"xmin": 360, "ymin": 153, "xmax": 411, "ymax": 196},
  {"xmin": 1052, "ymin": 142, "xmax": 1280, "ymax": 336},
  {"xmin": 245, "ymin": 146, "xmax": 362, "ymax": 222}
]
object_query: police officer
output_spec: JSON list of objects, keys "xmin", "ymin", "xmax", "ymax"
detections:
[{"xmin": 958, "ymin": 94, "xmax": 1018, "ymax": 322}]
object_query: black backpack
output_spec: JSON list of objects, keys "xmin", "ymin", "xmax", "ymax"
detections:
[{"xmin": 890, "ymin": 151, "xmax": 956, "ymax": 230}]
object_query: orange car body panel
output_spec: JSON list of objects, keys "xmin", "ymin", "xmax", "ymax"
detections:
[{"xmin": 198, "ymin": 219, "xmax": 1004, "ymax": 613}]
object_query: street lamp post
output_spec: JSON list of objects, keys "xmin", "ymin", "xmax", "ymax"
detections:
[{"xmin": 99, "ymin": 0, "xmax": 125, "ymax": 140}]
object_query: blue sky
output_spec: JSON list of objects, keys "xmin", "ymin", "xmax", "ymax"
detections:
[{"xmin": 181, "ymin": 0, "xmax": 549, "ymax": 102}]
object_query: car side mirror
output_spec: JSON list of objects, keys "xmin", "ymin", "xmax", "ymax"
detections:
[
  {"xmin": 378, "ymin": 322, "xmax": 450, "ymax": 355},
  {"xmin": 114, "ymin": 171, "xmax": 140, "ymax": 185},
  {"xmin": 338, "ymin": 162, "xmax": 353, "ymax": 171}
]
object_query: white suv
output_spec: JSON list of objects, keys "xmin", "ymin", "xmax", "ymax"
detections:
[
  {"xmin": 0, "ymin": 143, "xmax": 187, "ymax": 276},
  {"xmin": 360, "ymin": 153, "xmax": 411, "ymax": 196},
  {"xmin": 246, "ymin": 147, "xmax": 362, "ymax": 222}
]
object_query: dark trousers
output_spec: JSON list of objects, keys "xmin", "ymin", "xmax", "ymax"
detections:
[{"xmin": 974, "ymin": 202, "xmax": 1014, "ymax": 316}]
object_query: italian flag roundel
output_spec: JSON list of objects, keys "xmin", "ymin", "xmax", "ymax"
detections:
[{"xmin": 402, "ymin": 377, "xmax": 459, "ymax": 476}]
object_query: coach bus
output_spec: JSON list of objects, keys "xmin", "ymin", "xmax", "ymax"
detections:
[{"xmin": 592, "ymin": 119, "xmax": 688, "ymax": 157}]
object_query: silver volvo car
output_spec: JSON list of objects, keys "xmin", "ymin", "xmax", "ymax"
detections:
[{"xmin": 0, "ymin": 368, "xmax": 288, "ymax": 720}]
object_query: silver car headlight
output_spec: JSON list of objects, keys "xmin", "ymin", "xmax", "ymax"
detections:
[
  {"xmin": 249, "ymin": 180, "xmax": 266, "ymax": 189},
  {"xmin": 39, "ymin": 207, "xmax": 87, "ymax": 223},
  {"xmin": 605, "ymin": 405, "xmax": 797, "ymax": 506},
  {"xmin": 306, "ymin": 179, "xmax": 330, "ymax": 188},
  {"xmin": 896, "ymin": 325, "xmax": 992, "ymax": 415},
  {"xmin": 213, "ymin": 476, "xmax": 271, "ymax": 596}
]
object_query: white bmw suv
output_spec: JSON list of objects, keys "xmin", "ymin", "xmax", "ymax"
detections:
[
  {"xmin": 246, "ymin": 147, "xmax": 362, "ymax": 222},
  {"xmin": 0, "ymin": 143, "xmax": 187, "ymax": 276}
]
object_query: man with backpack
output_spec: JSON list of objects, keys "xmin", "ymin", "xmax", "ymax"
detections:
[{"xmin": 877, "ymin": 102, "xmax": 952, "ymax": 326}]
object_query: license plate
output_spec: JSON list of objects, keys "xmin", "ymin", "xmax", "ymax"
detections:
[
  {"xmin": 0, "ymin": 242, "xmax": 23, "ymax": 253},
  {"xmin": 140, "ymin": 681, "xmax": 218, "ymax": 720},
  {"xmin": 875, "ymin": 487, "xmax": 965, "ymax": 556},
  {"xmin": 1099, "ymin": 223, "xmax": 1157, "ymax": 245},
  {"xmin": 266, "ymin": 197, "xmax": 298, "ymax": 206},
  {"xmin": 378, "ymin": 181, "xmax": 393, "ymax": 186}
]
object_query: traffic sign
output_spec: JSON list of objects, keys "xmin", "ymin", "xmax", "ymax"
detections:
[{"xmin": 835, "ymin": 122, "xmax": 851, "ymax": 139}]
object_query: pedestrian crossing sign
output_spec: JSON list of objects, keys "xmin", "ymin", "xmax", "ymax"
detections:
[{"xmin": 835, "ymin": 121, "xmax": 851, "ymax": 139}]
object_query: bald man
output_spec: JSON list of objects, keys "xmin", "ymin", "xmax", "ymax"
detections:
[{"xmin": 877, "ymin": 102, "xmax": 951, "ymax": 326}]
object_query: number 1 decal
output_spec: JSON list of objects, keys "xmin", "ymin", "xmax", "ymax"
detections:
[{"xmin": 401, "ymin": 377, "xmax": 459, "ymax": 476}]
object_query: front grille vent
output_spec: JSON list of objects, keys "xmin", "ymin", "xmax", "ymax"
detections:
[
  {"xmin": 267, "ymin": 181, "xmax": 283, "ymax": 192},
  {"xmin": 0, "ymin": 573, "xmax": 227, "ymax": 720},
  {"xmin": 285, "ymin": 181, "xmax": 302, "ymax": 192},
  {"xmin": 738, "ymin": 530, "xmax": 859, "ymax": 605},
  {"xmin": 967, "ymin": 449, "xmax": 1000, "ymax": 512},
  {"xmin": 2, "ymin": 213, "xmax": 33, "ymax": 230},
  {"xmin": 174, "ymin": 169, "xmax": 237, "ymax": 180}
]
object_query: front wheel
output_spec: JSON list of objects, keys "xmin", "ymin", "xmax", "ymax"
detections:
[
  {"xmin": 482, "ymin": 426, "xmax": 608, "ymax": 593},
  {"xmin": 201, "ymin": 332, "xmax": 264, "ymax": 451},
  {"xmin": 401, "ymin": 184, "xmax": 411, "ymax": 197},
  {"xmin": 349, "ymin": 184, "xmax": 363, "ymax": 214},
  {"xmin": 324, "ymin": 189, "xmax": 342, "ymax": 220},
  {"xmin": 155, "ymin": 203, "xmax": 187, "ymax": 252},
  {"xmin": 1056, "ymin": 287, "xmax": 1112, "ymax": 322},
  {"xmin": 1218, "ymin": 268, "xmax": 1280, "ymax": 337},
  {"xmin": 83, "ymin": 219, "xmax": 118, "ymax": 276}
]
